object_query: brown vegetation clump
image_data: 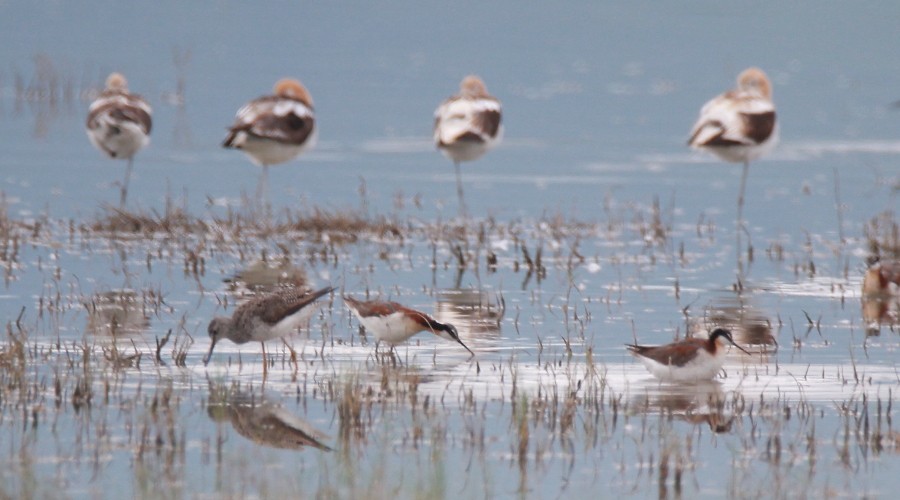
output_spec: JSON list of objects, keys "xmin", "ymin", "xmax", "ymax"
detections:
[{"xmin": 864, "ymin": 211, "xmax": 899, "ymax": 261}]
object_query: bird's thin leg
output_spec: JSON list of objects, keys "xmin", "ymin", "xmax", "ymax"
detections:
[
  {"xmin": 260, "ymin": 341, "xmax": 268, "ymax": 379},
  {"xmin": 282, "ymin": 338, "xmax": 298, "ymax": 371},
  {"xmin": 454, "ymin": 161, "xmax": 467, "ymax": 219},
  {"xmin": 737, "ymin": 161, "xmax": 749, "ymax": 234},
  {"xmin": 120, "ymin": 157, "xmax": 134, "ymax": 208},
  {"xmin": 390, "ymin": 345, "xmax": 399, "ymax": 368},
  {"xmin": 257, "ymin": 164, "xmax": 271, "ymax": 217},
  {"xmin": 736, "ymin": 161, "xmax": 751, "ymax": 275},
  {"xmin": 374, "ymin": 340, "xmax": 386, "ymax": 365}
]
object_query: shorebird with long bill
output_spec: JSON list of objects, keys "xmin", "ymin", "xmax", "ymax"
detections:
[
  {"xmin": 204, "ymin": 286, "xmax": 334, "ymax": 375},
  {"xmin": 86, "ymin": 72, "xmax": 152, "ymax": 207},
  {"xmin": 433, "ymin": 75, "xmax": 502, "ymax": 216},
  {"xmin": 626, "ymin": 328, "xmax": 751, "ymax": 382},
  {"xmin": 343, "ymin": 296, "xmax": 473, "ymax": 356}
]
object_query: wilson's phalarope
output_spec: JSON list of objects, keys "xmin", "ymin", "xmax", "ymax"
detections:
[
  {"xmin": 626, "ymin": 328, "xmax": 750, "ymax": 382},
  {"xmin": 343, "ymin": 296, "xmax": 473, "ymax": 355}
]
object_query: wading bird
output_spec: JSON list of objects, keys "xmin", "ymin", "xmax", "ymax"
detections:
[
  {"xmin": 204, "ymin": 286, "xmax": 333, "ymax": 374},
  {"xmin": 223, "ymin": 78, "xmax": 316, "ymax": 207},
  {"xmin": 343, "ymin": 296, "xmax": 473, "ymax": 356},
  {"xmin": 86, "ymin": 72, "xmax": 152, "ymax": 207},
  {"xmin": 626, "ymin": 328, "xmax": 751, "ymax": 382},
  {"xmin": 433, "ymin": 75, "xmax": 502, "ymax": 216},
  {"xmin": 688, "ymin": 67, "xmax": 777, "ymax": 268}
]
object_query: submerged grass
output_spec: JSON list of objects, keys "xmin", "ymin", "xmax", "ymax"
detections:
[{"xmin": 865, "ymin": 210, "xmax": 900, "ymax": 261}]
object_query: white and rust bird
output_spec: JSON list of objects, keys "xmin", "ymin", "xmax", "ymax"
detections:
[
  {"xmin": 688, "ymin": 67, "xmax": 778, "ymax": 230},
  {"xmin": 433, "ymin": 75, "xmax": 502, "ymax": 216},
  {"xmin": 343, "ymin": 296, "xmax": 473, "ymax": 355},
  {"xmin": 223, "ymin": 78, "xmax": 317, "ymax": 203},
  {"xmin": 204, "ymin": 286, "xmax": 334, "ymax": 369},
  {"xmin": 626, "ymin": 328, "xmax": 751, "ymax": 382},
  {"xmin": 86, "ymin": 72, "xmax": 152, "ymax": 207}
]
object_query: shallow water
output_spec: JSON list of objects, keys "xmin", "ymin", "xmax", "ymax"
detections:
[{"xmin": 1, "ymin": 1, "xmax": 899, "ymax": 498}]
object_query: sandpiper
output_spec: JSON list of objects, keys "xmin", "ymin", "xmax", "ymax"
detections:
[
  {"xmin": 343, "ymin": 296, "xmax": 473, "ymax": 355},
  {"xmin": 433, "ymin": 75, "xmax": 502, "ymax": 216},
  {"xmin": 86, "ymin": 72, "xmax": 152, "ymax": 207},
  {"xmin": 688, "ymin": 67, "xmax": 778, "ymax": 234},
  {"xmin": 223, "ymin": 78, "xmax": 316, "ymax": 204},
  {"xmin": 204, "ymin": 286, "xmax": 334, "ymax": 368},
  {"xmin": 626, "ymin": 328, "xmax": 751, "ymax": 382}
]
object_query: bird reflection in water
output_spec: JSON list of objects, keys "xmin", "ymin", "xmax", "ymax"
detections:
[
  {"xmin": 861, "ymin": 259, "xmax": 900, "ymax": 336},
  {"xmin": 85, "ymin": 290, "xmax": 151, "ymax": 337},
  {"xmin": 207, "ymin": 384, "xmax": 331, "ymax": 452},
  {"xmin": 225, "ymin": 251, "xmax": 310, "ymax": 296},
  {"xmin": 631, "ymin": 381, "xmax": 734, "ymax": 433},
  {"xmin": 691, "ymin": 293, "xmax": 777, "ymax": 356},
  {"xmin": 433, "ymin": 288, "xmax": 503, "ymax": 342}
]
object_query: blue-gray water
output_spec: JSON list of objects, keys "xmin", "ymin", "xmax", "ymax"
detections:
[{"xmin": 1, "ymin": 2, "xmax": 898, "ymax": 498}]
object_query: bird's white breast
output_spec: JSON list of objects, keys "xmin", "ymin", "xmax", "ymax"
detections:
[
  {"xmin": 638, "ymin": 348, "xmax": 726, "ymax": 382},
  {"xmin": 355, "ymin": 311, "xmax": 422, "ymax": 344},
  {"xmin": 251, "ymin": 304, "xmax": 320, "ymax": 341}
]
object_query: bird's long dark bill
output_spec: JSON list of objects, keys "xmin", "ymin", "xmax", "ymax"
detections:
[
  {"xmin": 729, "ymin": 339, "xmax": 752, "ymax": 356},
  {"xmin": 456, "ymin": 337, "xmax": 475, "ymax": 356},
  {"xmin": 203, "ymin": 338, "xmax": 218, "ymax": 365}
]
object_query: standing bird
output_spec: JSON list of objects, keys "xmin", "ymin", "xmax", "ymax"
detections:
[
  {"xmin": 626, "ymin": 328, "xmax": 751, "ymax": 382},
  {"xmin": 204, "ymin": 286, "xmax": 334, "ymax": 373},
  {"xmin": 86, "ymin": 72, "xmax": 152, "ymax": 207},
  {"xmin": 343, "ymin": 296, "xmax": 473, "ymax": 356},
  {"xmin": 223, "ymin": 78, "xmax": 316, "ymax": 206},
  {"xmin": 433, "ymin": 75, "xmax": 502, "ymax": 216},
  {"xmin": 688, "ymin": 67, "xmax": 778, "ymax": 258}
]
